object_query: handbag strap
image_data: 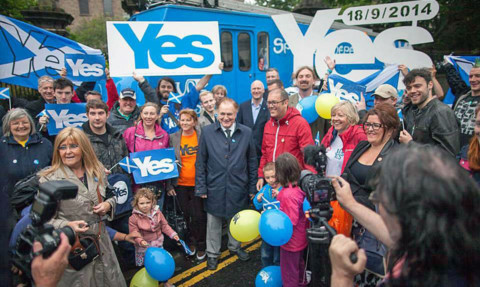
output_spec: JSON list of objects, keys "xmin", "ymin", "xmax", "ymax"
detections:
[
  {"xmin": 94, "ymin": 184, "xmax": 103, "ymax": 238},
  {"xmin": 172, "ymin": 195, "xmax": 184, "ymax": 215}
]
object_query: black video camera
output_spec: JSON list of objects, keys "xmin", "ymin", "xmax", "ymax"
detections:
[
  {"xmin": 300, "ymin": 145, "xmax": 336, "ymax": 222},
  {"xmin": 12, "ymin": 180, "xmax": 79, "ymax": 280}
]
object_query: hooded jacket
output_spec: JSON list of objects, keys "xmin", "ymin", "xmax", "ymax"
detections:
[
  {"xmin": 123, "ymin": 121, "xmax": 169, "ymax": 153},
  {"xmin": 321, "ymin": 125, "xmax": 367, "ymax": 174},
  {"xmin": 259, "ymin": 107, "xmax": 314, "ymax": 178},
  {"xmin": 82, "ymin": 121, "xmax": 129, "ymax": 174},
  {"xmin": 107, "ymin": 101, "xmax": 141, "ymax": 134},
  {"xmin": 128, "ymin": 205, "xmax": 177, "ymax": 247}
]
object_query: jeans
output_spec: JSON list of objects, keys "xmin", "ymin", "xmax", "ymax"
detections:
[{"xmin": 260, "ymin": 240, "xmax": 280, "ymax": 267}]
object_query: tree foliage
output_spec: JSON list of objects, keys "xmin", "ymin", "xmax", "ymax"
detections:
[
  {"xmin": 0, "ymin": 0, "xmax": 38, "ymax": 19},
  {"xmin": 255, "ymin": 0, "xmax": 301, "ymax": 11},
  {"xmin": 69, "ymin": 16, "xmax": 123, "ymax": 55}
]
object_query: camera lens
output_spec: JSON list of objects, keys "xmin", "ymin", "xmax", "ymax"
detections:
[{"xmin": 58, "ymin": 226, "xmax": 77, "ymax": 245}]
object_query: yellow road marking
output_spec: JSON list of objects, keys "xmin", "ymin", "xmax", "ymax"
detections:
[{"xmin": 178, "ymin": 240, "xmax": 262, "ymax": 287}]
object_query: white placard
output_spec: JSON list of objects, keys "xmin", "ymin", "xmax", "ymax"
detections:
[{"xmin": 106, "ymin": 21, "xmax": 221, "ymax": 77}]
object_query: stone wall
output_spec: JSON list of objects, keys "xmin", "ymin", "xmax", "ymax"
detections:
[{"xmin": 56, "ymin": 0, "xmax": 126, "ymax": 30}]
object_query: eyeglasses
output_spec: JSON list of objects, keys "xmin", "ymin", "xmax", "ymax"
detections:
[
  {"xmin": 58, "ymin": 144, "xmax": 79, "ymax": 151},
  {"xmin": 267, "ymin": 99, "xmax": 286, "ymax": 106},
  {"xmin": 363, "ymin": 122, "xmax": 383, "ymax": 131}
]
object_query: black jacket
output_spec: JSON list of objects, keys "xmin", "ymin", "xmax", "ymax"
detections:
[
  {"xmin": 236, "ymin": 98, "xmax": 270, "ymax": 163},
  {"xmin": 342, "ymin": 139, "xmax": 398, "ymax": 210},
  {"xmin": 107, "ymin": 101, "xmax": 141, "ymax": 134},
  {"xmin": 82, "ymin": 121, "xmax": 129, "ymax": 174},
  {"xmin": 402, "ymin": 98, "xmax": 460, "ymax": 157},
  {"xmin": 195, "ymin": 122, "xmax": 258, "ymax": 218}
]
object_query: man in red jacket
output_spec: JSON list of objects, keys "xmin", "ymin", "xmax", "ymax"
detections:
[{"xmin": 257, "ymin": 88, "xmax": 314, "ymax": 190}]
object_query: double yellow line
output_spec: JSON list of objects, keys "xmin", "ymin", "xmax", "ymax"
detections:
[{"xmin": 170, "ymin": 239, "xmax": 262, "ymax": 287}]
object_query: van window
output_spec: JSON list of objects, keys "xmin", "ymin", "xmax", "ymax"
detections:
[
  {"xmin": 238, "ymin": 33, "xmax": 251, "ymax": 71},
  {"xmin": 221, "ymin": 32, "xmax": 233, "ymax": 71},
  {"xmin": 257, "ymin": 32, "xmax": 269, "ymax": 71}
]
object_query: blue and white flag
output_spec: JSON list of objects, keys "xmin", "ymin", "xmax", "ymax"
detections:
[
  {"xmin": 118, "ymin": 156, "xmax": 138, "ymax": 174},
  {"xmin": 315, "ymin": 131, "xmax": 320, "ymax": 146},
  {"xmin": 0, "ymin": 15, "xmax": 102, "ymax": 89},
  {"xmin": 327, "ymin": 74, "xmax": 366, "ymax": 105},
  {"xmin": 168, "ymin": 92, "xmax": 183, "ymax": 104},
  {"xmin": 45, "ymin": 103, "xmax": 87, "ymax": 135},
  {"xmin": 36, "ymin": 109, "xmax": 46, "ymax": 118},
  {"xmin": 130, "ymin": 148, "xmax": 179, "ymax": 184},
  {"xmin": 179, "ymin": 239, "xmax": 195, "ymax": 256},
  {"xmin": 443, "ymin": 55, "xmax": 480, "ymax": 106},
  {"xmin": 65, "ymin": 54, "xmax": 106, "ymax": 82},
  {"xmin": 355, "ymin": 65, "xmax": 401, "ymax": 110},
  {"xmin": 0, "ymin": 87, "xmax": 10, "ymax": 99}
]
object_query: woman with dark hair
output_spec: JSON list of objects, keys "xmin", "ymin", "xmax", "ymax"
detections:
[
  {"xmin": 341, "ymin": 103, "xmax": 400, "ymax": 284},
  {"xmin": 167, "ymin": 109, "xmax": 207, "ymax": 261},
  {"xmin": 123, "ymin": 102, "xmax": 169, "ymax": 209},
  {"xmin": 330, "ymin": 144, "xmax": 480, "ymax": 287},
  {"xmin": 38, "ymin": 127, "xmax": 126, "ymax": 287},
  {"xmin": 458, "ymin": 103, "xmax": 480, "ymax": 185}
]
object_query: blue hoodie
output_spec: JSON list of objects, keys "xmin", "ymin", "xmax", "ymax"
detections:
[{"xmin": 253, "ymin": 184, "xmax": 282, "ymax": 211}]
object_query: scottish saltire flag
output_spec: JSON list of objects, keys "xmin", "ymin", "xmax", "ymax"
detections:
[
  {"xmin": 168, "ymin": 92, "xmax": 183, "ymax": 104},
  {"xmin": 443, "ymin": 55, "xmax": 480, "ymax": 106},
  {"xmin": 355, "ymin": 65, "xmax": 401, "ymax": 110},
  {"xmin": 36, "ymin": 109, "xmax": 46, "ymax": 118},
  {"xmin": 315, "ymin": 131, "xmax": 320, "ymax": 146},
  {"xmin": 0, "ymin": 14, "xmax": 102, "ymax": 89},
  {"xmin": 119, "ymin": 156, "xmax": 138, "ymax": 174},
  {"xmin": 0, "ymin": 87, "xmax": 9, "ymax": 99},
  {"xmin": 130, "ymin": 148, "xmax": 179, "ymax": 184},
  {"xmin": 327, "ymin": 74, "xmax": 366, "ymax": 105},
  {"xmin": 179, "ymin": 239, "xmax": 195, "ymax": 255}
]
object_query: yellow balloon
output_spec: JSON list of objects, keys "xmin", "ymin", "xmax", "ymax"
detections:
[
  {"xmin": 315, "ymin": 93, "xmax": 340, "ymax": 119},
  {"xmin": 229, "ymin": 209, "xmax": 261, "ymax": 242},
  {"xmin": 130, "ymin": 268, "xmax": 158, "ymax": 287}
]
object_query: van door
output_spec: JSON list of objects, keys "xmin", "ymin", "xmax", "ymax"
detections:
[{"xmin": 220, "ymin": 29, "xmax": 254, "ymax": 103}]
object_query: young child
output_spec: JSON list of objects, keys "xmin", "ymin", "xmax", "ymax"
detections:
[
  {"xmin": 275, "ymin": 153, "xmax": 308, "ymax": 287},
  {"xmin": 129, "ymin": 188, "xmax": 179, "ymax": 286},
  {"xmin": 253, "ymin": 162, "xmax": 282, "ymax": 267}
]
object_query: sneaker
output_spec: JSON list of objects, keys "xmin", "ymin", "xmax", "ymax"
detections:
[
  {"xmin": 196, "ymin": 250, "xmax": 206, "ymax": 261},
  {"xmin": 231, "ymin": 248, "xmax": 250, "ymax": 261},
  {"xmin": 207, "ymin": 257, "xmax": 218, "ymax": 270}
]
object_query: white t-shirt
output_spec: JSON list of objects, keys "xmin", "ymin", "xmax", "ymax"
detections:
[{"xmin": 326, "ymin": 136, "xmax": 344, "ymax": 176}]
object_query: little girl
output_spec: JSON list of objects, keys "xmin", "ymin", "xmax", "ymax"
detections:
[
  {"xmin": 275, "ymin": 152, "xmax": 309, "ymax": 287},
  {"xmin": 129, "ymin": 188, "xmax": 179, "ymax": 286}
]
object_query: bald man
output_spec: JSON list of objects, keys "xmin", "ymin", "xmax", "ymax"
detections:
[{"xmin": 237, "ymin": 80, "xmax": 270, "ymax": 163}]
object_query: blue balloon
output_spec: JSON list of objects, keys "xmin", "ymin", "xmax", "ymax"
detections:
[
  {"xmin": 144, "ymin": 247, "xmax": 175, "ymax": 282},
  {"xmin": 255, "ymin": 266, "xmax": 282, "ymax": 287},
  {"xmin": 298, "ymin": 95, "xmax": 319, "ymax": 124},
  {"xmin": 259, "ymin": 209, "xmax": 293, "ymax": 246}
]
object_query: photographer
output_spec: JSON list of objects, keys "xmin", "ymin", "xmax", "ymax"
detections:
[{"xmin": 329, "ymin": 144, "xmax": 480, "ymax": 286}]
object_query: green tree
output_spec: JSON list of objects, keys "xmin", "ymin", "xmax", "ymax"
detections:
[
  {"xmin": 255, "ymin": 0, "xmax": 301, "ymax": 11},
  {"xmin": 0, "ymin": 0, "xmax": 37, "ymax": 19},
  {"xmin": 69, "ymin": 16, "xmax": 123, "ymax": 55}
]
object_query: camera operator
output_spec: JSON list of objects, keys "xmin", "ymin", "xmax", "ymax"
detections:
[
  {"xmin": 329, "ymin": 144, "xmax": 480, "ymax": 286},
  {"xmin": 31, "ymin": 233, "xmax": 71, "ymax": 287}
]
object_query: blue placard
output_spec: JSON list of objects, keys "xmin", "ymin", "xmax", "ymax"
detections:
[
  {"xmin": 45, "ymin": 103, "xmax": 88, "ymax": 135},
  {"xmin": 130, "ymin": 148, "xmax": 179, "ymax": 184},
  {"xmin": 327, "ymin": 74, "xmax": 367, "ymax": 105},
  {"xmin": 65, "ymin": 54, "xmax": 106, "ymax": 82}
]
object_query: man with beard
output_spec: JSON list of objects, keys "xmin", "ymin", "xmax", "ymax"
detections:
[
  {"xmin": 288, "ymin": 66, "xmax": 330, "ymax": 140},
  {"xmin": 399, "ymin": 69, "xmax": 460, "ymax": 156},
  {"xmin": 237, "ymin": 80, "xmax": 270, "ymax": 163},
  {"xmin": 133, "ymin": 63, "xmax": 222, "ymax": 134},
  {"xmin": 453, "ymin": 62, "xmax": 480, "ymax": 147}
]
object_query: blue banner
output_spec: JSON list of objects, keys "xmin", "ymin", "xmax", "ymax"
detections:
[
  {"xmin": 443, "ymin": 55, "xmax": 480, "ymax": 106},
  {"xmin": 45, "ymin": 103, "xmax": 88, "ymax": 135},
  {"xmin": 327, "ymin": 74, "xmax": 366, "ymax": 105},
  {"xmin": 0, "ymin": 14, "xmax": 102, "ymax": 89},
  {"xmin": 130, "ymin": 148, "xmax": 179, "ymax": 184},
  {"xmin": 65, "ymin": 54, "xmax": 106, "ymax": 82}
]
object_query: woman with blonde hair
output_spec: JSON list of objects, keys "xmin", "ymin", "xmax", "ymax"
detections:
[
  {"xmin": 321, "ymin": 100, "xmax": 366, "ymax": 237},
  {"xmin": 38, "ymin": 127, "xmax": 126, "ymax": 287}
]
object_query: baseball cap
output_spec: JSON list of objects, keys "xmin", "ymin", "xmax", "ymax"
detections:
[
  {"xmin": 373, "ymin": 84, "xmax": 398, "ymax": 99},
  {"xmin": 120, "ymin": 88, "xmax": 136, "ymax": 99}
]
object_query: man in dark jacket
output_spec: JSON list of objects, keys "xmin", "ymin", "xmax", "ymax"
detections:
[
  {"xmin": 107, "ymin": 88, "xmax": 141, "ymax": 133},
  {"xmin": 25, "ymin": 76, "xmax": 56, "ymax": 120},
  {"xmin": 83, "ymin": 99, "xmax": 128, "ymax": 174},
  {"xmin": 399, "ymin": 69, "xmax": 460, "ymax": 156},
  {"xmin": 195, "ymin": 98, "xmax": 258, "ymax": 270},
  {"xmin": 237, "ymin": 80, "xmax": 270, "ymax": 163}
]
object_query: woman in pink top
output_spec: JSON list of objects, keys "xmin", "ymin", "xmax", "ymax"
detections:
[{"xmin": 276, "ymin": 152, "xmax": 308, "ymax": 287}]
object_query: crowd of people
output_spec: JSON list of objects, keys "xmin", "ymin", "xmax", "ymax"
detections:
[{"xmin": 0, "ymin": 57, "xmax": 479, "ymax": 287}]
